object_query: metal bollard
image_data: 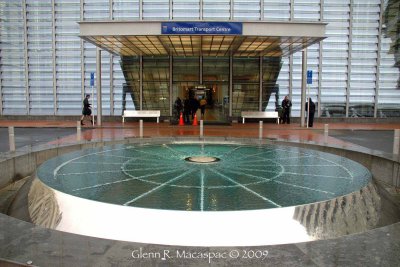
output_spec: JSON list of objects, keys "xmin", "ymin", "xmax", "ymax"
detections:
[
  {"xmin": 8, "ymin": 126, "xmax": 15, "ymax": 152},
  {"xmin": 324, "ymin": 124, "xmax": 329, "ymax": 143},
  {"xmin": 76, "ymin": 121, "xmax": 81, "ymax": 141},
  {"xmin": 200, "ymin": 120, "xmax": 204, "ymax": 137},
  {"xmin": 393, "ymin": 129, "xmax": 400, "ymax": 155},
  {"xmin": 259, "ymin": 121, "xmax": 263, "ymax": 140},
  {"xmin": 139, "ymin": 120, "xmax": 143, "ymax": 138}
]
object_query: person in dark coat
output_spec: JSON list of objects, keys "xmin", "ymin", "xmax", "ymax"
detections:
[
  {"xmin": 183, "ymin": 97, "xmax": 191, "ymax": 124},
  {"xmin": 172, "ymin": 97, "xmax": 183, "ymax": 124},
  {"xmin": 189, "ymin": 96, "xmax": 199, "ymax": 119},
  {"xmin": 281, "ymin": 95, "xmax": 292, "ymax": 124},
  {"xmin": 80, "ymin": 94, "xmax": 92, "ymax": 125},
  {"xmin": 305, "ymin": 97, "xmax": 316, "ymax": 127}
]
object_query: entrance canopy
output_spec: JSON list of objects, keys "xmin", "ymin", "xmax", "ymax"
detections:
[{"xmin": 79, "ymin": 21, "xmax": 326, "ymax": 57}]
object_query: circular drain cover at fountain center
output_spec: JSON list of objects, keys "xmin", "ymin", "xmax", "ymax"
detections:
[{"xmin": 185, "ymin": 156, "xmax": 220, "ymax": 163}]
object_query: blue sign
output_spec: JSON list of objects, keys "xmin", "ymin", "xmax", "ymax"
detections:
[
  {"xmin": 90, "ymin": 72, "xmax": 94, "ymax": 86},
  {"xmin": 161, "ymin": 22, "xmax": 242, "ymax": 35},
  {"xmin": 307, "ymin": 70, "xmax": 313, "ymax": 84}
]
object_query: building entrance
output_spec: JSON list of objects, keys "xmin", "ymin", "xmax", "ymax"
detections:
[
  {"xmin": 80, "ymin": 21, "xmax": 327, "ymax": 126},
  {"xmin": 174, "ymin": 83, "xmax": 229, "ymax": 124},
  {"xmin": 172, "ymin": 56, "xmax": 230, "ymax": 123},
  {"xmin": 189, "ymin": 84, "xmax": 229, "ymax": 123}
]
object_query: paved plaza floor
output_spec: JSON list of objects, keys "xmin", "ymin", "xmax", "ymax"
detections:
[{"xmin": 0, "ymin": 120, "xmax": 398, "ymax": 154}]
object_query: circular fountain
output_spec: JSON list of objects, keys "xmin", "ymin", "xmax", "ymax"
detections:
[{"xmin": 30, "ymin": 141, "xmax": 375, "ymax": 246}]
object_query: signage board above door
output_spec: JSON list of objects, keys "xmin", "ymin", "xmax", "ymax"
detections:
[{"xmin": 161, "ymin": 22, "xmax": 243, "ymax": 35}]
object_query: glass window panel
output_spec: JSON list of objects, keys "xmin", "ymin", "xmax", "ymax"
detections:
[
  {"xmin": 233, "ymin": 0, "xmax": 260, "ymax": 21},
  {"xmin": 263, "ymin": 0, "xmax": 290, "ymax": 21},
  {"xmin": 203, "ymin": 57, "xmax": 229, "ymax": 82},
  {"xmin": 55, "ymin": 0, "xmax": 82, "ymax": 115},
  {"xmin": 262, "ymin": 57, "xmax": 282, "ymax": 112},
  {"xmin": 232, "ymin": 58, "xmax": 259, "ymax": 116},
  {"xmin": 378, "ymin": 0, "xmax": 400, "ymax": 117},
  {"xmin": 173, "ymin": 0, "xmax": 200, "ymax": 20},
  {"xmin": 1, "ymin": 1, "xmax": 27, "ymax": 114},
  {"xmin": 113, "ymin": 58, "xmax": 125, "ymax": 115},
  {"xmin": 83, "ymin": 0, "xmax": 110, "ymax": 20},
  {"xmin": 203, "ymin": 0, "xmax": 230, "ymax": 20},
  {"xmin": 349, "ymin": 0, "xmax": 380, "ymax": 117},
  {"xmin": 26, "ymin": 0, "xmax": 54, "ymax": 115},
  {"xmin": 120, "ymin": 57, "xmax": 140, "ymax": 111},
  {"xmin": 294, "ymin": 0, "xmax": 321, "ymax": 21},
  {"xmin": 320, "ymin": 0, "xmax": 350, "ymax": 118},
  {"xmin": 173, "ymin": 57, "xmax": 199, "ymax": 82},
  {"xmin": 143, "ymin": 0, "xmax": 169, "ymax": 20},
  {"xmin": 113, "ymin": 0, "xmax": 140, "ymax": 20},
  {"xmin": 143, "ymin": 57, "xmax": 170, "ymax": 115}
]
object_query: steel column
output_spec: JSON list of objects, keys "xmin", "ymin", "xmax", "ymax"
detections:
[
  {"xmin": 300, "ymin": 49, "xmax": 307, "ymax": 127},
  {"xmin": 200, "ymin": 56, "xmax": 203, "ymax": 84},
  {"xmin": 0, "ymin": 62, "xmax": 2, "ymax": 115},
  {"xmin": 169, "ymin": 0, "xmax": 173, "ymax": 19},
  {"xmin": 139, "ymin": 56, "xmax": 143, "ymax": 110},
  {"xmin": 170, "ymin": 56, "xmax": 173, "ymax": 116},
  {"xmin": 230, "ymin": 0, "xmax": 234, "ymax": 20},
  {"xmin": 374, "ymin": 0, "xmax": 385, "ymax": 118},
  {"xmin": 52, "ymin": 0, "xmax": 57, "ymax": 115},
  {"xmin": 23, "ymin": 0, "xmax": 29, "ymax": 115},
  {"xmin": 259, "ymin": 57, "xmax": 263, "ymax": 111},
  {"xmin": 346, "ymin": 0, "xmax": 353, "ymax": 117},
  {"xmin": 110, "ymin": 0, "xmax": 114, "ymax": 115},
  {"xmin": 290, "ymin": 0, "xmax": 294, "ymax": 21},
  {"xmin": 80, "ymin": 0, "xmax": 85, "ymax": 107},
  {"xmin": 200, "ymin": 0, "xmax": 203, "ymax": 19},
  {"xmin": 289, "ymin": 55, "xmax": 293, "ymax": 100},
  {"xmin": 318, "ymin": 0, "xmax": 324, "ymax": 117},
  {"xmin": 229, "ymin": 56, "xmax": 233, "ymax": 117},
  {"xmin": 289, "ymin": 0, "xmax": 294, "ymax": 102},
  {"xmin": 139, "ymin": 0, "xmax": 143, "ymax": 20},
  {"xmin": 96, "ymin": 48, "xmax": 102, "ymax": 126}
]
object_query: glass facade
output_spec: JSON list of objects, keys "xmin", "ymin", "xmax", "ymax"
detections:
[{"xmin": 0, "ymin": 0, "xmax": 399, "ymax": 118}]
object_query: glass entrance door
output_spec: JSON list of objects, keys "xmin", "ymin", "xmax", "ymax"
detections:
[
  {"xmin": 201, "ymin": 83, "xmax": 229, "ymax": 123},
  {"xmin": 202, "ymin": 57, "xmax": 230, "ymax": 123}
]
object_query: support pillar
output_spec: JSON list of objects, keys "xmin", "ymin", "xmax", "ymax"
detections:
[
  {"xmin": 259, "ymin": 57, "xmax": 263, "ymax": 111},
  {"xmin": 229, "ymin": 56, "xmax": 233, "ymax": 118},
  {"xmin": 169, "ymin": 56, "xmax": 173, "ymax": 116},
  {"xmin": 96, "ymin": 47, "xmax": 102, "ymax": 126},
  {"xmin": 139, "ymin": 56, "xmax": 143, "ymax": 110},
  {"xmin": 300, "ymin": 49, "xmax": 307, "ymax": 127}
]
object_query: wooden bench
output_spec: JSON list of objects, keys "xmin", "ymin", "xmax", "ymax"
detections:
[
  {"xmin": 122, "ymin": 110, "xmax": 161, "ymax": 123},
  {"xmin": 241, "ymin": 111, "xmax": 280, "ymax": 124}
]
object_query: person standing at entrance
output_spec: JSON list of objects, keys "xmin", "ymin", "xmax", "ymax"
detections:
[
  {"xmin": 190, "ymin": 96, "xmax": 199, "ymax": 119},
  {"xmin": 183, "ymin": 96, "xmax": 191, "ymax": 124},
  {"xmin": 305, "ymin": 97, "xmax": 316, "ymax": 127},
  {"xmin": 172, "ymin": 97, "xmax": 183, "ymax": 124},
  {"xmin": 281, "ymin": 95, "xmax": 292, "ymax": 124},
  {"xmin": 199, "ymin": 97, "xmax": 207, "ymax": 119},
  {"xmin": 80, "ymin": 94, "xmax": 92, "ymax": 125}
]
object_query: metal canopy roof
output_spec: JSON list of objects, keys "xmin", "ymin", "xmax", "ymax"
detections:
[{"xmin": 79, "ymin": 21, "xmax": 326, "ymax": 57}]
